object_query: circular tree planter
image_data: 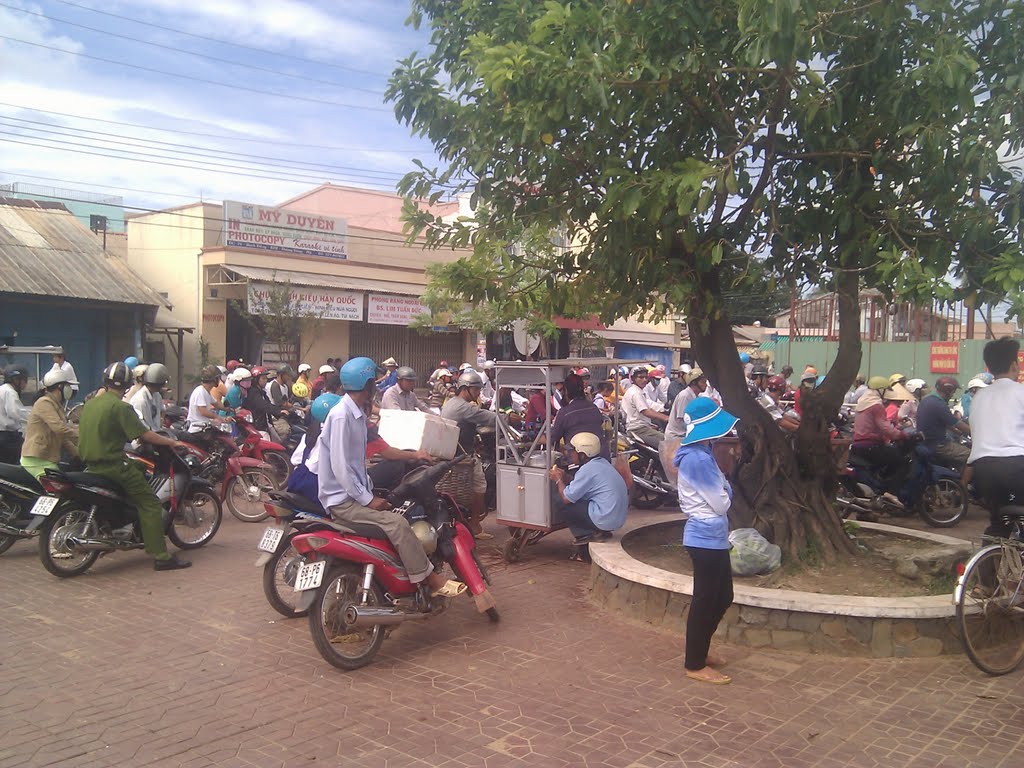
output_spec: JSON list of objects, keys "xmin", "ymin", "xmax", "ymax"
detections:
[{"xmin": 590, "ymin": 519, "xmax": 970, "ymax": 657}]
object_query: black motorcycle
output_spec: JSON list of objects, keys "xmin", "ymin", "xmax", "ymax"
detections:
[
  {"xmin": 0, "ymin": 464, "xmax": 46, "ymax": 555},
  {"xmin": 34, "ymin": 447, "xmax": 222, "ymax": 577}
]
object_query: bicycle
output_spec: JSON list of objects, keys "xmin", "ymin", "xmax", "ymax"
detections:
[{"xmin": 955, "ymin": 505, "xmax": 1024, "ymax": 675}]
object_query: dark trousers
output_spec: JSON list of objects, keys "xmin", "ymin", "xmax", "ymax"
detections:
[
  {"xmin": 555, "ymin": 498, "xmax": 600, "ymax": 539},
  {"xmin": 971, "ymin": 456, "xmax": 1024, "ymax": 537},
  {"xmin": 0, "ymin": 431, "xmax": 22, "ymax": 464},
  {"xmin": 368, "ymin": 460, "xmax": 408, "ymax": 492},
  {"xmin": 685, "ymin": 547, "xmax": 734, "ymax": 671},
  {"xmin": 851, "ymin": 442, "xmax": 909, "ymax": 492}
]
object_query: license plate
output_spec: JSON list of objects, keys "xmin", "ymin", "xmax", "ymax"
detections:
[
  {"xmin": 257, "ymin": 526, "xmax": 284, "ymax": 553},
  {"xmin": 294, "ymin": 560, "xmax": 325, "ymax": 592},
  {"xmin": 30, "ymin": 496, "xmax": 60, "ymax": 517}
]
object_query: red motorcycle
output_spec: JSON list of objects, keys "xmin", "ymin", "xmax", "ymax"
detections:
[
  {"xmin": 290, "ymin": 458, "xmax": 498, "ymax": 670},
  {"xmin": 176, "ymin": 423, "xmax": 279, "ymax": 523},
  {"xmin": 233, "ymin": 410, "xmax": 293, "ymax": 485}
]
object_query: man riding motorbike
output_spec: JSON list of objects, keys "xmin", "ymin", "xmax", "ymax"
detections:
[
  {"xmin": 916, "ymin": 376, "xmax": 971, "ymax": 470},
  {"xmin": 380, "ymin": 367, "xmax": 431, "ymax": 412},
  {"xmin": 851, "ymin": 376, "xmax": 911, "ymax": 504},
  {"xmin": 187, "ymin": 365, "xmax": 228, "ymax": 433},
  {"xmin": 318, "ymin": 357, "xmax": 465, "ymax": 598},
  {"xmin": 77, "ymin": 362, "xmax": 191, "ymax": 570},
  {"xmin": 760, "ymin": 375, "xmax": 799, "ymax": 434},
  {"xmin": 129, "ymin": 363, "xmax": 169, "ymax": 432},
  {"xmin": 665, "ymin": 368, "xmax": 708, "ymax": 442},
  {"xmin": 244, "ymin": 366, "xmax": 288, "ymax": 437},
  {"xmin": 441, "ymin": 370, "xmax": 499, "ymax": 539},
  {"xmin": 622, "ymin": 367, "xmax": 668, "ymax": 447},
  {"xmin": 20, "ymin": 368, "xmax": 79, "ymax": 479}
]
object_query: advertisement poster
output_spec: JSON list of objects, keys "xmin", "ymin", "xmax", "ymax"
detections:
[
  {"xmin": 929, "ymin": 341, "xmax": 959, "ymax": 374},
  {"xmin": 225, "ymin": 201, "xmax": 348, "ymax": 259},
  {"xmin": 367, "ymin": 293, "xmax": 428, "ymax": 326},
  {"xmin": 247, "ymin": 282, "xmax": 363, "ymax": 321}
]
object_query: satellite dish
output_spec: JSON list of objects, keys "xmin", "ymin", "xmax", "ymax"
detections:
[{"xmin": 512, "ymin": 319, "xmax": 542, "ymax": 356}]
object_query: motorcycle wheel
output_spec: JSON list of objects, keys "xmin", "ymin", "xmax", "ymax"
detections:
[
  {"xmin": 39, "ymin": 507, "xmax": 99, "ymax": 578},
  {"xmin": 224, "ymin": 470, "xmax": 276, "ymax": 523},
  {"xmin": 168, "ymin": 489, "xmax": 222, "ymax": 549},
  {"xmin": 263, "ymin": 451, "xmax": 292, "ymax": 486},
  {"xmin": 0, "ymin": 496, "xmax": 20, "ymax": 555},
  {"xmin": 309, "ymin": 565, "xmax": 386, "ymax": 671},
  {"xmin": 918, "ymin": 478, "xmax": 968, "ymax": 528},
  {"xmin": 263, "ymin": 533, "xmax": 309, "ymax": 618}
]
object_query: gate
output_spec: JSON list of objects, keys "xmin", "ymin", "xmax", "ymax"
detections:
[{"xmin": 348, "ymin": 322, "xmax": 466, "ymax": 384}]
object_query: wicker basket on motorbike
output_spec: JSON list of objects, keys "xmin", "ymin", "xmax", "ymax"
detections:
[{"xmin": 434, "ymin": 461, "xmax": 475, "ymax": 510}]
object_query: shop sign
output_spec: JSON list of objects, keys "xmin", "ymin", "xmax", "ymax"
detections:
[
  {"xmin": 224, "ymin": 201, "xmax": 348, "ymax": 259},
  {"xmin": 367, "ymin": 293, "xmax": 428, "ymax": 326},
  {"xmin": 247, "ymin": 281, "xmax": 363, "ymax": 321},
  {"xmin": 929, "ymin": 341, "xmax": 959, "ymax": 373}
]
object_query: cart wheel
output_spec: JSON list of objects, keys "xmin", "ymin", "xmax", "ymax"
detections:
[
  {"xmin": 502, "ymin": 532, "xmax": 524, "ymax": 563},
  {"xmin": 525, "ymin": 530, "xmax": 546, "ymax": 547}
]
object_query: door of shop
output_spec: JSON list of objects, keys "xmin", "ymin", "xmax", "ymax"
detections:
[{"xmin": 349, "ymin": 322, "xmax": 465, "ymax": 381}]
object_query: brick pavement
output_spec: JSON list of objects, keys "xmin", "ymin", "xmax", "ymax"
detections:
[{"xmin": 1, "ymin": 509, "xmax": 1022, "ymax": 768}]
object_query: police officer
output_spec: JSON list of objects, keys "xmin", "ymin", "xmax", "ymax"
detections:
[{"xmin": 77, "ymin": 362, "xmax": 192, "ymax": 571}]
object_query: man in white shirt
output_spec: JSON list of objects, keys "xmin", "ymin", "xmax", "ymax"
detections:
[
  {"xmin": 0, "ymin": 365, "xmax": 30, "ymax": 463},
  {"xmin": 643, "ymin": 365, "xmax": 671, "ymax": 411},
  {"xmin": 319, "ymin": 357, "xmax": 465, "ymax": 597},
  {"xmin": 187, "ymin": 366, "xmax": 226, "ymax": 433},
  {"xmin": 380, "ymin": 367, "xmax": 431, "ymax": 412},
  {"xmin": 665, "ymin": 367, "xmax": 708, "ymax": 441},
  {"xmin": 622, "ymin": 367, "xmax": 668, "ymax": 447},
  {"xmin": 50, "ymin": 352, "xmax": 79, "ymax": 397},
  {"xmin": 967, "ymin": 338, "xmax": 1024, "ymax": 538},
  {"xmin": 130, "ymin": 363, "xmax": 168, "ymax": 432}
]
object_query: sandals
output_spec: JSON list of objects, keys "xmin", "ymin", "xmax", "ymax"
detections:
[
  {"xmin": 568, "ymin": 548, "xmax": 592, "ymax": 563},
  {"xmin": 685, "ymin": 668, "xmax": 732, "ymax": 685},
  {"xmin": 431, "ymin": 580, "xmax": 468, "ymax": 598},
  {"xmin": 473, "ymin": 531, "xmax": 495, "ymax": 540}
]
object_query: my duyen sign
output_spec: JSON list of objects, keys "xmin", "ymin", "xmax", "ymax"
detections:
[
  {"xmin": 224, "ymin": 201, "xmax": 348, "ymax": 259},
  {"xmin": 367, "ymin": 293, "xmax": 429, "ymax": 326},
  {"xmin": 247, "ymin": 282, "xmax": 364, "ymax": 321}
]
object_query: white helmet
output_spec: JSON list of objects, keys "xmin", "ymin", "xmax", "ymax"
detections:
[
  {"xmin": 233, "ymin": 367, "xmax": 252, "ymax": 381},
  {"xmin": 459, "ymin": 362, "xmax": 473, "ymax": 372},
  {"xmin": 133, "ymin": 363, "xmax": 149, "ymax": 380},
  {"xmin": 966, "ymin": 377, "xmax": 989, "ymax": 391},
  {"xmin": 298, "ymin": 363, "xmax": 312, "ymax": 374},
  {"xmin": 905, "ymin": 378, "xmax": 927, "ymax": 393},
  {"xmin": 42, "ymin": 368, "xmax": 77, "ymax": 388},
  {"xmin": 318, "ymin": 364, "xmax": 335, "ymax": 374},
  {"xmin": 569, "ymin": 432, "xmax": 602, "ymax": 458}
]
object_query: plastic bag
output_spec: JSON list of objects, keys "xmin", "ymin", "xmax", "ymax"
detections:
[{"xmin": 728, "ymin": 528, "xmax": 782, "ymax": 576}]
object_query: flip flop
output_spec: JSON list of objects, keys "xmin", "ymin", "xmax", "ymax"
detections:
[
  {"xmin": 431, "ymin": 580, "xmax": 468, "ymax": 598},
  {"xmin": 568, "ymin": 548, "xmax": 592, "ymax": 563},
  {"xmin": 685, "ymin": 670, "xmax": 731, "ymax": 685},
  {"xmin": 473, "ymin": 531, "xmax": 495, "ymax": 540}
]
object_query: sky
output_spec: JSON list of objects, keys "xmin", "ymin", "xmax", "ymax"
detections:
[{"xmin": 0, "ymin": 0, "xmax": 440, "ymax": 212}]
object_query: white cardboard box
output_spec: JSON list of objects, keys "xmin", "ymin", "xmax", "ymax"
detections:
[{"xmin": 377, "ymin": 410, "xmax": 460, "ymax": 459}]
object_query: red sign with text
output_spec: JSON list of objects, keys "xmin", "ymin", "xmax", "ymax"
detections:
[{"xmin": 929, "ymin": 342, "xmax": 959, "ymax": 374}]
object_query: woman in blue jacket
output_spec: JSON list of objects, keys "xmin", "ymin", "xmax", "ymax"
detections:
[{"xmin": 673, "ymin": 397, "xmax": 738, "ymax": 685}]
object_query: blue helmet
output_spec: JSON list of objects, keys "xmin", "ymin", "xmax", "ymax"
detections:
[
  {"xmin": 739, "ymin": 353, "xmax": 750, "ymax": 364},
  {"xmin": 124, "ymin": 355, "xmax": 139, "ymax": 370},
  {"xmin": 340, "ymin": 357, "xmax": 378, "ymax": 392},
  {"xmin": 310, "ymin": 392, "xmax": 342, "ymax": 423}
]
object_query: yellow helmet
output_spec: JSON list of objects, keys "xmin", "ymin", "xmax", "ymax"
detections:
[{"xmin": 291, "ymin": 381, "xmax": 310, "ymax": 399}]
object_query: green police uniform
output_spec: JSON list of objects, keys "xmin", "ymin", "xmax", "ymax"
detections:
[{"xmin": 77, "ymin": 391, "xmax": 169, "ymax": 559}]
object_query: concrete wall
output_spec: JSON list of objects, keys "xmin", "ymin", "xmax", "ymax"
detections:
[{"xmin": 765, "ymin": 339, "xmax": 990, "ymax": 382}]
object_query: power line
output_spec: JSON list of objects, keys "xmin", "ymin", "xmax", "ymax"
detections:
[
  {"xmin": 0, "ymin": 117, "xmax": 408, "ymax": 180},
  {"xmin": 0, "ymin": 35, "xmax": 390, "ymax": 111},
  {"xmin": 0, "ymin": 133, "xmax": 401, "ymax": 189},
  {"xmin": 0, "ymin": 2, "xmax": 385, "ymax": 96},
  {"xmin": 50, "ymin": 0, "xmax": 390, "ymax": 78},
  {"xmin": 0, "ymin": 102, "xmax": 424, "ymax": 153},
  {"xmin": 0, "ymin": 171, "xmax": 218, "ymax": 201}
]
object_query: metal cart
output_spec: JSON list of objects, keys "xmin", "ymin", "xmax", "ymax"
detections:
[{"xmin": 494, "ymin": 358, "xmax": 651, "ymax": 563}]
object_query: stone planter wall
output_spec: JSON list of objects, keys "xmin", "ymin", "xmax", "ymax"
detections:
[{"xmin": 590, "ymin": 521, "xmax": 968, "ymax": 658}]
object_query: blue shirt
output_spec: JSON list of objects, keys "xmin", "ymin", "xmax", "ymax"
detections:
[
  {"xmin": 675, "ymin": 443, "xmax": 732, "ymax": 550},
  {"xmin": 916, "ymin": 393, "xmax": 959, "ymax": 449},
  {"xmin": 318, "ymin": 394, "xmax": 374, "ymax": 509},
  {"xmin": 224, "ymin": 385, "xmax": 244, "ymax": 410},
  {"xmin": 563, "ymin": 457, "xmax": 628, "ymax": 531},
  {"xmin": 376, "ymin": 371, "xmax": 398, "ymax": 392}
]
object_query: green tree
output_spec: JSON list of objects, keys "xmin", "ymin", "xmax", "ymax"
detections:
[
  {"xmin": 389, "ymin": 0, "xmax": 1023, "ymax": 560},
  {"xmin": 233, "ymin": 273, "xmax": 327, "ymax": 364}
]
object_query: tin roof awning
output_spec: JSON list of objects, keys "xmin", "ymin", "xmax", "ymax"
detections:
[
  {"xmin": 150, "ymin": 306, "xmax": 195, "ymax": 333},
  {"xmin": 210, "ymin": 264, "xmax": 426, "ymax": 297}
]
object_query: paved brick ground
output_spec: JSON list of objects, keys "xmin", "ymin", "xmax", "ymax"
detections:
[{"xmin": 1, "ymin": 507, "xmax": 1022, "ymax": 768}]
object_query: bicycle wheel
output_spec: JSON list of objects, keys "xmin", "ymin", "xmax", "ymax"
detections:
[{"xmin": 956, "ymin": 545, "xmax": 1024, "ymax": 675}]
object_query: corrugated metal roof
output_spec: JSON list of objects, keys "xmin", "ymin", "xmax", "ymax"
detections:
[
  {"xmin": 222, "ymin": 264, "xmax": 426, "ymax": 296},
  {"xmin": 0, "ymin": 198, "xmax": 163, "ymax": 307}
]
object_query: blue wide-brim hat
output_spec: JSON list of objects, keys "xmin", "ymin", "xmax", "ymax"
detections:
[{"xmin": 681, "ymin": 397, "xmax": 738, "ymax": 445}]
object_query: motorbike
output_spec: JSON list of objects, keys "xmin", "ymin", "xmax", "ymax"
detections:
[
  {"xmin": 235, "ymin": 410, "xmax": 293, "ymax": 485},
  {"xmin": 32, "ymin": 446, "xmax": 222, "ymax": 577},
  {"xmin": 0, "ymin": 464, "xmax": 45, "ymax": 554},
  {"xmin": 174, "ymin": 421, "xmax": 280, "ymax": 523},
  {"xmin": 289, "ymin": 458, "xmax": 498, "ymax": 671},
  {"xmin": 618, "ymin": 434, "xmax": 675, "ymax": 509},
  {"xmin": 836, "ymin": 439, "xmax": 968, "ymax": 527},
  {"xmin": 255, "ymin": 490, "xmax": 333, "ymax": 618}
]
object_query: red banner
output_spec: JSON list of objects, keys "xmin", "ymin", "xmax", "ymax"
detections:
[{"xmin": 929, "ymin": 342, "xmax": 959, "ymax": 374}]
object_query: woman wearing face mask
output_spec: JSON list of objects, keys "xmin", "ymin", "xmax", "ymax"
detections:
[
  {"xmin": 20, "ymin": 368, "xmax": 79, "ymax": 479},
  {"xmin": 224, "ymin": 367, "xmax": 252, "ymax": 411}
]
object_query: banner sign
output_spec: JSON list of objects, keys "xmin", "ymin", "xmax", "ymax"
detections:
[
  {"xmin": 367, "ymin": 293, "xmax": 428, "ymax": 326},
  {"xmin": 929, "ymin": 341, "xmax": 960, "ymax": 374},
  {"xmin": 225, "ymin": 201, "xmax": 348, "ymax": 259},
  {"xmin": 247, "ymin": 281, "xmax": 363, "ymax": 321}
]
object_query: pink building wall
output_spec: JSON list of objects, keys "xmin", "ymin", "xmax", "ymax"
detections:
[{"xmin": 276, "ymin": 183, "xmax": 459, "ymax": 235}]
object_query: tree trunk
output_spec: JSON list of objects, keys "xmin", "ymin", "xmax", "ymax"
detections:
[{"xmin": 684, "ymin": 264, "xmax": 863, "ymax": 562}]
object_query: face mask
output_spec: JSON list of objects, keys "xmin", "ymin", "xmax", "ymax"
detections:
[{"xmin": 240, "ymin": 381, "xmax": 251, "ymax": 390}]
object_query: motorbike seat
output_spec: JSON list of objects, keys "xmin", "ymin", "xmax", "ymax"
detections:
[
  {"xmin": 64, "ymin": 472, "xmax": 124, "ymax": 493},
  {"xmin": 847, "ymin": 453, "xmax": 873, "ymax": 469},
  {"xmin": 337, "ymin": 521, "xmax": 389, "ymax": 540},
  {"xmin": 0, "ymin": 463, "xmax": 41, "ymax": 489},
  {"xmin": 268, "ymin": 491, "xmax": 324, "ymax": 516},
  {"xmin": 999, "ymin": 505, "xmax": 1024, "ymax": 519}
]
